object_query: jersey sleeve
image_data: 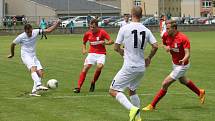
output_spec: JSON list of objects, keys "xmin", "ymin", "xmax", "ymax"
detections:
[
  {"xmin": 162, "ymin": 32, "xmax": 168, "ymax": 45},
  {"xmin": 147, "ymin": 30, "xmax": 157, "ymax": 44},
  {"xmin": 34, "ymin": 29, "xmax": 43, "ymax": 36},
  {"xmin": 13, "ymin": 35, "xmax": 22, "ymax": 44},
  {"xmin": 182, "ymin": 35, "xmax": 190, "ymax": 49},
  {"xmin": 83, "ymin": 32, "xmax": 89, "ymax": 44},
  {"xmin": 115, "ymin": 27, "xmax": 124, "ymax": 44},
  {"xmin": 101, "ymin": 30, "xmax": 110, "ymax": 41}
]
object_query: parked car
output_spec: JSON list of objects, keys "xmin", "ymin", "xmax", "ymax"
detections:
[
  {"xmin": 142, "ymin": 17, "xmax": 159, "ymax": 25},
  {"xmin": 72, "ymin": 16, "xmax": 94, "ymax": 27},
  {"xmin": 211, "ymin": 18, "xmax": 215, "ymax": 24},
  {"xmin": 61, "ymin": 18, "xmax": 74, "ymax": 27},
  {"xmin": 61, "ymin": 16, "xmax": 95, "ymax": 28},
  {"xmin": 197, "ymin": 17, "xmax": 209, "ymax": 24}
]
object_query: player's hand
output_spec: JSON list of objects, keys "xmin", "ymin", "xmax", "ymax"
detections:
[
  {"xmin": 179, "ymin": 59, "xmax": 185, "ymax": 65},
  {"xmin": 56, "ymin": 19, "xmax": 62, "ymax": 24},
  {"xmin": 165, "ymin": 46, "xmax": 171, "ymax": 52},
  {"xmin": 101, "ymin": 41, "xmax": 106, "ymax": 46},
  {"xmin": 82, "ymin": 49, "xmax": 87, "ymax": 55},
  {"xmin": 7, "ymin": 54, "xmax": 14, "ymax": 58},
  {"xmin": 145, "ymin": 57, "xmax": 151, "ymax": 67},
  {"xmin": 119, "ymin": 49, "xmax": 124, "ymax": 56}
]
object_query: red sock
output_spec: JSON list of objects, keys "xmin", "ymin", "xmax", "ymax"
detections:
[
  {"xmin": 151, "ymin": 89, "xmax": 167, "ymax": 107},
  {"xmin": 91, "ymin": 70, "xmax": 101, "ymax": 84},
  {"xmin": 77, "ymin": 71, "xmax": 87, "ymax": 89},
  {"xmin": 186, "ymin": 80, "xmax": 200, "ymax": 96}
]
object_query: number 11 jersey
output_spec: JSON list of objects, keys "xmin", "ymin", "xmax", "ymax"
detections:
[{"xmin": 115, "ymin": 22, "xmax": 157, "ymax": 71}]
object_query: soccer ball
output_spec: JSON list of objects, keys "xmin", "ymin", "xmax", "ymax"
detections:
[{"xmin": 47, "ymin": 79, "xmax": 58, "ymax": 89}]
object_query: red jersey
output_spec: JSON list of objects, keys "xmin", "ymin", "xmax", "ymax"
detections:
[
  {"xmin": 162, "ymin": 32, "xmax": 190, "ymax": 65},
  {"xmin": 83, "ymin": 28, "xmax": 110, "ymax": 54}
]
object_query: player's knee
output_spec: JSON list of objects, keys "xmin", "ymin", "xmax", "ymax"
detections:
[
  {"xmin": 179, "ymin": 79, "xmax": 187, "ymax": 85},
  {"xmin": 96, "ymin": 64, "xmax": 104, "ymax": 70},
  {"xmin": 109, "ymin": 89, "xmax": 116, "ymax": 97},
  {"xmin": 82, "ymin": 65, "xmax": 91, "ymax": 72},
  {"xmin": 128, "ymin": 89, "xmax": 136, "ymax": 96},
  {"xmin": 37, "ymin": 70, "xmax": 44, "ymax": 78},
  {"xmin": 162, "ymin": 81, "xmax": 169, "ymax": 90},
  {"xmin": 30, "ymin": 66, "xmax": 37, "ymax": 73}
]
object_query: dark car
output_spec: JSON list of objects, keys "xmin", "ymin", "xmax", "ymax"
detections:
[{"xmin": 142, "ymin": 17, "xmax": 159, "ymax": 25}]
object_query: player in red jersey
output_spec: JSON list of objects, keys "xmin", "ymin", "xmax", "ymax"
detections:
[
  {"xmin": 142, "ymin": 20, "xmax": 205, "ymax": 111},
  {"xmin": 73, "ymin": 19, "xmax": 113, "ymax": 93}
]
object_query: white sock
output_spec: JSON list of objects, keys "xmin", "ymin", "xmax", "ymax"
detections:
[
  {"xmin": 116, "ymin": 92, "xmax": 134, "ymax": 110},
  {"xmin": 32, "ymin": 81, "xmax": 37, "ymax": 93},
  {"xmin": 130, "ymin": 94, "xmax": 141, "ymax": 117},
  {"xmin": 31, "ymin": 72, "xmax": 42, "ymax": 87}
]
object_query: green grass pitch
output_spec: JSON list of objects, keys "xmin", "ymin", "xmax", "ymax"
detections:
[{"xmin": 0, "ymin": 32, "xmax": 215, "ymax": 121}]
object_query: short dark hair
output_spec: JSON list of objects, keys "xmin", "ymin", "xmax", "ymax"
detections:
[
  {"xmin": 90, "ymin": 19, "xmax": 99, "ymax": 26},
  {"xmin": 24, "ymin": 24, "xmax": 32, "ymax": 31}
]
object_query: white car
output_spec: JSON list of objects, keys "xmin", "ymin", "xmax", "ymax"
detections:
[
  {"xmin": 72, "ymin": 16, "xmax": 95, "ymax": 27},
  {"xmin": 61, "ymin": 18, "xmax": 74, "ymax": 28}
]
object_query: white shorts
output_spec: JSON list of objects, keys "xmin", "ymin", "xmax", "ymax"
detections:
[
  {"xmin": 84, "ymin": 53, "xmax": 106, "ymax": 65},
  {"xmin": 21, "ymin": 54, "xmax": 43, "ymax": 70},
  {"xmin": 169, "ymin": 63, "xmax": 190, "ymax": 80},
  {"xmin": 110, "ymin": 66, "xmax": 144, "ymax": 92}
]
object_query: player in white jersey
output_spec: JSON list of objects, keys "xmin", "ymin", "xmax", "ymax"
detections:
[
  {"xmin": 8, "ymin": 20, "xmax": 61, "ymax": 96},
  {"xmin": 160, "ymin": 14, "xmax": 167, "ymax": 37},
  {"xmin": 120, "ymin": 14, "xmax": 130, "ymax": 28},
  {"xmin": 109, "ymin": 6, "xmax": 158, "ymax": 121}
]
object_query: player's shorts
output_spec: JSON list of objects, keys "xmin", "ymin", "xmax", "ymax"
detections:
[
  {"xmin": 169, "ymin": 63, "xmax": 190, "ymax": 80},
  {"xmin": 110, "ymin": 66, "xmax": 144, "ymax": 92},
  {"xmin": 84, "ymin": 53, "xmax": 106, "ymax": 65},
  {"xmin": 21, "ymin": 54, "xmax": 43, "ymax": 70}
]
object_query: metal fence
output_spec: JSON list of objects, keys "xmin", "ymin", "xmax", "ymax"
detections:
[{"xmin": 0, "ymin": 16, "xmax": 58, "ymax": 29}]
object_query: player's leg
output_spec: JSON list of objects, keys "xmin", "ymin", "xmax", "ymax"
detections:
[
  {"xmin": 36, "ymin": 69, "xmax": 44, "ymax": 78},
  {"xmin": 89, "ymin": 63, "xmax": 104, "ymax": 92},
  {"xmin": 74, "ymin": 64, "xmax": 92, "ymax": 93},
  {"xmin": 143, "ymin": 75, "xmax": 175, "ymax": 111},
  {"xmin": 129, "ymin": 90, "xmax": 141, "ymax": 121},
  {"xmin": 129, "ymin": 72, "xmax": 144, "ymax": 121},
  {"xmin": 109, "ymin": 89, "xmax": 139, "ymax": 121},
  {"xmin": 74, "ymin": 54, "xmax": 96, "ymax": 93},
  {"xmin": 89, "ymin": 54, "xmax": 105, "ymax": 92},
  {"xmin": 179, "ymin": 76, "xmax": 205, "ymax": 104},
  {"xmin": 109, "ymin": 68, "xmax": 140, "ymax": 121},
  {"xmin": 34, "ymin": 56, "xmax": 44, "ymax": 78}
]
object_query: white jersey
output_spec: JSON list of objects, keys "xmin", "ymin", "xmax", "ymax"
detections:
[
  {"xmin": 120, "ymin": 21, "xmax": 130, "ymax": 28},
  {"xmin": 13, "ymin": 29, "xmax": 42, "ymax": 56},
  {"xmin": 115, "ymin": 22, "xmax": 157, "ymax": 71},
  {"xmin": 160, "ymin": 21, "xmax": 166, "ymax": 37}
]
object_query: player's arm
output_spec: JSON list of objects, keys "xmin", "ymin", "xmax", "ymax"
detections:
[
  {"xmin": 162, "ymin": 33, "xmax": 171, "ymax": 52},
  {"xmin": 82, "ymin": 42, "xmax": 87, "ymax": 55},
  {"xmin": 103, "ymin": 39, "xmax": 114, "ymax": 45},
  {"xmin": 179, "ymin": 48, "xmax": 190, "ymax": 65},
  {"xmin": 43, "ymin": 20, "xmax": 61, "ymax": 33},
  {"xmin": 8, "ymin": 43, "xmax": 16, "ymax": 58},
  {"xmin": 114, "ymin": 43, "xmax": 124, "ymax": 56},
  {"xmin": 145, "ymin": 43, "xmax": 158, "ymax": 67},
  {"xmin": 102, "ymin": 30, "xmax": 114, "ymax": 45}
]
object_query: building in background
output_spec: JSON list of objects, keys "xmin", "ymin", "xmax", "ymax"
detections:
[
  {"xmin": 200, "ymin": 0, "xmax": 213, "ymax": 17},
  {"xmin": 0, "ymin": 0, "xmax": 5, "ymax": 21},
  {"xmin": 213, "ymin": 0, "xmax": 215, "ymax": 16},
  {"xmin": 97, "ymin": 0, "xmax": 181, "ymax": 17},
  {"xmin": 181, "ymin": 0, "xmax": 201, "ymax": 17},
  {"xmin": 5, "ymin": 0, "xmax": 56, "ymax": 24},
  {"xmin": 158, "ymin": 0, "xmax": 181, "ymax": 17}
]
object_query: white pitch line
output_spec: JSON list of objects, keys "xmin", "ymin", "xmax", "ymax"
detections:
[{"xmin": 4, "ymin": 90, "xmax": 215, "ymax": 100}]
